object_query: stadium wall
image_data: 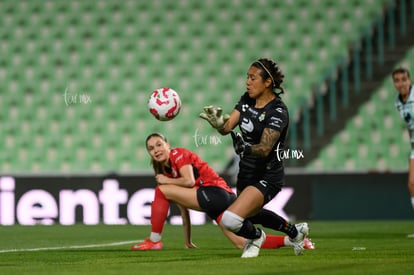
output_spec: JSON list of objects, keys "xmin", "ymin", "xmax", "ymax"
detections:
[{"xmin": 0, "ymin": 172, "xmax": 412, "ymax": 225}]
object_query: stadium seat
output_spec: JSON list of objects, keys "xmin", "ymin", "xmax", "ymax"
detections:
[
  {"xmin": 0, "ymin": 0, "xmax": 393, "ymax": 173},
  {"xmin": 308, "ymin": 46, "xmax": 414, "ymax": 171}
]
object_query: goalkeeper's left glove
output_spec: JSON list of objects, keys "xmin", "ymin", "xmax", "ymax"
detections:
[
  {"xmin": 230, "ymin": 131, "xmax": 252, "ymax": 157},
  {"xmin": 199, "ymin": 105, "xmax": 230, "ymax": 131}
]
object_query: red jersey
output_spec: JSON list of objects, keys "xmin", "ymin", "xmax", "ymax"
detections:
[{"xmin": 165, "ymin": 147, "xmax": 233, "ymax": 194}]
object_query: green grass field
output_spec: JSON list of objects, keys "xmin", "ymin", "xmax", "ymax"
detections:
[{"xmin": 1, "ymin": 221, "xmax": 413, "ymax": 274}]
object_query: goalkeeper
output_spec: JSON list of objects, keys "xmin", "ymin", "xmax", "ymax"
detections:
[{"xmin": 200, "ymin": 58, "xmax": 309, "ymax": 258}]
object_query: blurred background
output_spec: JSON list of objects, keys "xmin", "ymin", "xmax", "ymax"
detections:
[{"xmin": 1, "ymin": 0, "xmax": 414, "ymax": 223}]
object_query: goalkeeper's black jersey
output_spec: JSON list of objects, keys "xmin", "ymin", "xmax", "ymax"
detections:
[{"xmin": 234, "ymin": 92, "xmax": 289, "ymax": 182}]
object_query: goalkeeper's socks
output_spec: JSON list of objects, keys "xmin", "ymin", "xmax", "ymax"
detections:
[
  {"xmin": 236, "ymin": 220, "xmax": 262, "ymax": 239},
  {"xmin": 281, "ymin": 222, "xmax": 299, "ymax": 239},
  {"xmin": 246, "ymin": 209, "xmax": 298, "ymax": 239},
  {"xmin": 248, "ymin": 209, "xmax": 287, "ymax": 231},
  {"xmin": 150, "ymin": 187, "xmax": 170, "ymax": 235}
]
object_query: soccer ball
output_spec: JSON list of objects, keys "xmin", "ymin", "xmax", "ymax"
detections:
[{"xmin": 148, "ymin": 87, "xmax": 182, "ymax": 121}]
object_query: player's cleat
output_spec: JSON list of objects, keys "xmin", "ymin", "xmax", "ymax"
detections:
[
  {"xmin": 241, "ymin": 229, "xmax": 266, "ymax": 258},
  {"xmin": 304, "ymin": 238, "xmax": 315, "ymax": 250},
  {"xmin": 130, "ymin": 238, "xmax": 163, "ymax": 251},
  {"xmin": 290, "ymin": 223, "xmax": 309, "ymax": 255},
  {"xmin": 407, "ymin": 233, "xmax": 414, "ymax": 238}
]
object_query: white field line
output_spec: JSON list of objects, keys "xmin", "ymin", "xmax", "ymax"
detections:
[{"xmin": 0, "ymin": 240, "xmax": 142, "ymax": 253}]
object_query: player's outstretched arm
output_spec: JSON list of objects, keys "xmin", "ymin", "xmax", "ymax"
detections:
[
  {"xmin": 199, "ymin": 106, "xmax": 240, "ymax": 135},
  {"xmin": 177, "ymin": 204, "xmax": 197, "ymax": 249},
  {"xmin": 199, "ymin": 105, "xmax": 229, "ymax": 131}
]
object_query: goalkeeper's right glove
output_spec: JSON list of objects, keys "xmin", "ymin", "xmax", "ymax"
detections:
[
  {"xmin": 199, "ymin": 105, "xmax": 230, "ymax": 131},
  {"xmin": 230, "ymin": 131, "xmax": 252, "ymax": 157}
]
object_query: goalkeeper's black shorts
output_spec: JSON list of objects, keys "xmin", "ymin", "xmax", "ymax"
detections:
[
  {"xmin": 237, "ymin": 165, "xmax": 284, "ymax": 206},
  {"xmin": 197, "ymin": 186, "xmax": 236, "ymax": 221}
]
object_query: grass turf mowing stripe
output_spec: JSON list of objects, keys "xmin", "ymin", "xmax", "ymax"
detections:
[{"xmin": 0, "ymin": 240, "xmax": 142, "ymax": 253}]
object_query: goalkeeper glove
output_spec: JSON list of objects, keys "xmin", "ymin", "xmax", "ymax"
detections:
[
  {"xmin": 230, "ymin": 131, "xmax": 252, "ymax": 157},
  {"xmin": 199, "ymin": 105, "xmax": 230, "ymax": 130}
]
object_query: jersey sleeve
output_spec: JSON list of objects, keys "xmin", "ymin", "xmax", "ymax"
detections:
[
  {"xmin": 266, "ymin": 105, "xmax": 289, "ymax": 132},
  {"xmin": 170, "ymin": 148, "xmax": 192, "ymax": 170},
  {"xmin": 235, "ymin": 92, "xmax": 252, "ymax": 112}
]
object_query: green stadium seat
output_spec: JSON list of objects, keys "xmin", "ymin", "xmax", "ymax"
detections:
[
  {"xmin": 308, "ymin": 46, "xmax": 414, "ymax": 171},
  {"xmin": 0, "ymin": 0, "xmax": 393, "ymax": 173}
]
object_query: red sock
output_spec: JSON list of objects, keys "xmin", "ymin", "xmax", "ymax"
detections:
[
  {"xmin": 150, "ymin": 187, "xmax": 170, "ymax": 233},
  {"xmin": 261, "ymin": 235, "xmax": 285, "ymax": 249}
]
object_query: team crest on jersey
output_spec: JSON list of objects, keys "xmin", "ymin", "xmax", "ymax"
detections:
[
  {"xmin": 259, "ymin": 112, "xmax": 266, "ymax": 122},
  {"xmin": 242, "ymin": 104, "xmax": 249, "ymax": 112}
]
